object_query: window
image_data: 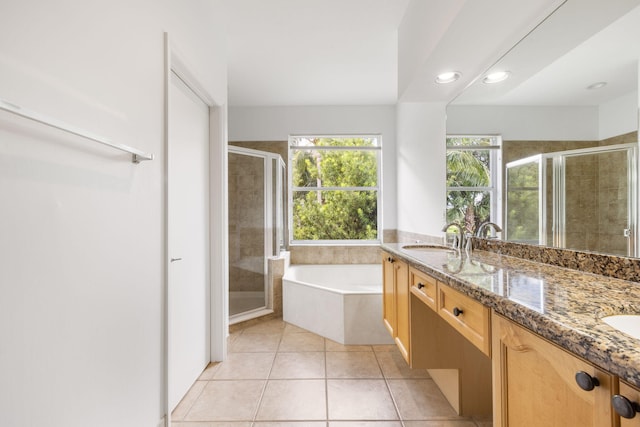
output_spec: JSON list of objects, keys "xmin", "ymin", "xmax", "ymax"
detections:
[
  {"xmin": 289, "ymin": 136, "xmax": 381, "ymax": 244},
  {"xmin": 446, "ymin": 135, "xmax": 502, "ymax": 234}
]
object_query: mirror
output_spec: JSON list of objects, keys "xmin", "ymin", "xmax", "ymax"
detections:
[{"xmin": 446, "ymin": 0, "xmax": 640, "ymax": 257}]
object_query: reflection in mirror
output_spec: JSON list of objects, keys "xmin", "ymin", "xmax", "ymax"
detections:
[
  {"xmin": 505, "ymin": 144, "xmax": 637, "ymax": 257},
  {"xmin": 447, "ymin": 0, "xmax": 640, "ymax": 257},
  {"xmin": 505, "ymin": 155, "xmax": 542, "ymax": 245}
]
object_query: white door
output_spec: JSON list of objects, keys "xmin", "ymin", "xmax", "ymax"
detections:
[{"xmin": 168, "ymin": 70, "xmax": 210, "ymax": 410}]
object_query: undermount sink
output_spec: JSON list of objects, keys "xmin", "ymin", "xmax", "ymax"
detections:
[
  {"xmin": 602, "ymin": 315, "xmax": 640, "ymax": 340},
  {"xmin": 401, "ymin": 244, "xmax": 456, "ymax": 253}
]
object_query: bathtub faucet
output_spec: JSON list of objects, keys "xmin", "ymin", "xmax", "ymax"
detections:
[{"xmin": 442, "ymin": 222, "xmax": 464, "ymax": 250}]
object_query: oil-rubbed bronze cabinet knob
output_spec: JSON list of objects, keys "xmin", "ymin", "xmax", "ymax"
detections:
[
  {"xmin": 612, "ymin": 394, "xmax": 640, "ymax": 419},
  {"xmin": 453, "ymin": 307, "xmax": 463, "ymax": 317},
  {"xmin": 575, "ymin": 371, "xmax": 599, "ymax": 391},
  {"xmin": 417, "ymin": 283, "xmax": 425, "ymax": 289}
]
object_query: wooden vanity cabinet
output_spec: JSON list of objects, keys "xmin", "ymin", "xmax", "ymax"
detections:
[
  {"xmin": 382, "ymin": 252, "xmax": 410, "ymax": 362},
  {"xmin": 492, "ymin": 312, "xmax": 615, "ymax": 427},
  {"xmin": 615, "ymin": 381, "xmax": 640, "ymax": 426},
  {"xmin": 409, "ymin": 268, "xmax": 493, "ymax": 417}
]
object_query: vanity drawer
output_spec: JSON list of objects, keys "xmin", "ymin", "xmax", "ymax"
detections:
[
  {"xmin": 409, "ymin": 267, "xmax": 438, "ymax": 310},
  {"xmin": 437, "ymin": 283, "xmax": 491, "ymax": 356}
]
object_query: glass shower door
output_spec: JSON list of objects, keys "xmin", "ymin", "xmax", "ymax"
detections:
[
  {"xmin": 228, "ymin": 146, "xmax": 287, "ymax": 322},
  {"xmin": 556, "ymin": 145, "xmax": 636, "ymax": 256},
  {"xmin": 228, "ymin": 151, "xmax": 267, "ymax": 317},
  {"xmin": 506, "ymin": 144, "xmax": 638, "ymax": 257},
  {"xmin": 505, "ymin": 155, "xmax": 544, "ymax": 245}
]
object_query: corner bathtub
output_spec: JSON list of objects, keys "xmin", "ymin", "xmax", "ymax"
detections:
[{"xmin": 283, "ymin": 264, "xmax": 394, "ymax": 345}]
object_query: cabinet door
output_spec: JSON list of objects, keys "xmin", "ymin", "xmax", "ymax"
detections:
[
  {"xmin": 617, "ymin": 381, "xmax": 640, "ymax": 427},
  {"xmin": 394, "ymin": 259, "xmax": 410, "ymax": 362},
  {"xmin": 492, "ymin": 312, "xmax": 614, "ymax": 427},
  {"xmin": 382, "ymin": 252, "xmax": 396, "ymax": 337}
]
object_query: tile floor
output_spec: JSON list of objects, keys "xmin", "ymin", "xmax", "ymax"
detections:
[{"xmin": 172, "ymin": 319, "xmax": 492, "ymax": 427}]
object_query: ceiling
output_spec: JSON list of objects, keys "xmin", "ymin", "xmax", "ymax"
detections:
[
  {"xmin": 452, "ymin": 0, "xmax": 640, "ymax": 106},
  {"xmin": 224, "ymin": 0, "xmax": 639, "ymax": 107},
  {"xmin": 225, "ymin": 0, "xmax": 410, "ymax": 106}
]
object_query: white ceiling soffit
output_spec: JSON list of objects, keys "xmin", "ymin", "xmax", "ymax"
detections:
[
  {"xmin": 397, "ymin": 0, "xmax": 566, "ymax": 103},
  {"xmin": 452, "ymin": 0, "xmax": 640, "ymax": 106},
  {"xmin": 225, "ymin": 0, "xmax": 411, "ymax": 107}
]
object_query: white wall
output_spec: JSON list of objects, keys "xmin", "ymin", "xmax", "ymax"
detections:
[
  {"xmin": 599, "ymin": 91, "xmax": 638, "ymax": 140},
  {"xmin": 447, "ymin": 100, "xmax": 639, "ymax": 141},
  {"xmin": 396, "ymin": 103, "xmax": 447, "ymax": 236},
  {"xmin": 446, "ymin": 105, "xmax": 600, "ymax": 140},
  {"xmin": 228, "ymin": 106, "xmax": 398, "ymax": 231},
  {"xmin": 0, "ymin": 1, "xmax": 227, "ymax": 426}
]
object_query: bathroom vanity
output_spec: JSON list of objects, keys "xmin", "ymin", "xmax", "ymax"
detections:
[{"xmin": 381, "ymin": 244, "xmax": 640, "ymax": 426}]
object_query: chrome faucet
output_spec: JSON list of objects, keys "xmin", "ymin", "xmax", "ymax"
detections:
[
  {"xmin": 442, "ymin": 222, "xmax": 464, "ymax": 250},
  {"xmin": 476, "ymin": 222, "xmax": 502, "ymax": 239}
]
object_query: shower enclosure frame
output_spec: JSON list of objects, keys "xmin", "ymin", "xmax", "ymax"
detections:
[
  {"xmin": 505, "ymin": 143, "xmax": 638, "ymax": 256},
  {"xmin": 228, "ymin": 145, "xmax": 286, "ymax": 324}
]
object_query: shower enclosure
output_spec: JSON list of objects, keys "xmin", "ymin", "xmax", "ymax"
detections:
[
  {"xmin": 228, "ymin": 146, "xmax": 286, "ymax": 323},
  {"xmin": 505, "ymin": 143, "xmax": 638, "ymax": 257}
]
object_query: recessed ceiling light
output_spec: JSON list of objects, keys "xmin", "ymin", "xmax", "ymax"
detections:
[
  {"xmin": 483, "ymin": 71, "xmax": 510, "ymax": 84},
  {"xmin": 587, "ymin": 82, "xmax": 607, "ymax": 90},
  {"xmin": 435, "ymin": 71, "xmax": 461, "ymax": 84}
]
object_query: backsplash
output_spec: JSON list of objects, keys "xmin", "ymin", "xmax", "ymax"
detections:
[{"xmin": 473, "ymin": 238, "xmax": 640, "ymax": 283}]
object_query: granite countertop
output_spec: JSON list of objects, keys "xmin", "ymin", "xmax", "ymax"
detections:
[{"xmin": 381, "ymin": 242, "xmax": 640, "ymax": 388}]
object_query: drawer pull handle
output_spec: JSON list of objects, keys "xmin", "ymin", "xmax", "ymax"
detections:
[
  {"xmin": 417, "ymin": 283, "xmax": 425, "ymax": 289},
  {"xmin": 453, "ymin": 307, "xmax": 463, "ymax": 317},
  {"xmin": 612, "ymin": 394, "xmax": 640, "ymax": 419},
  {"xmin": 575, "ymin": 371, "xmax": 599, "ymax": 391},
  {"xmin": 387, "ymin": 257, "xmax": 394, "ymax": 263}
]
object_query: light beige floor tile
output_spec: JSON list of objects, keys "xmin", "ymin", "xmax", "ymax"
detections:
[
  {"xmin": 327, "ymin": 379, "xmax": 399, "ymax": 420},
  {"xmin": 227, "ymin": 331, "xmax": 242, "ymax": 348},
  {"xmin": 270, "ymin": 352, "xmax": 325, "ymax": 379},
  {"xmin": 185, "ymin": 380, "xmax": 265, "ymax": 421},
  {"xmin": 255, "ymin": 379, "xmax": 327, "ymax": 420},
  {"xmin": 173, "ymin": 423, "xmax": 251, "ymax": 427},
  {"xmin": 242, "ymin": 319, "xmax": 286, "ymax": 334},
  {"xmin": 387, "ymin": 379, "xmax": 458, "ymax": 420},
  {"xmin": 284, "ymin": 322, "xmax": 310, "ymax": 334},
  {"xmin": 372, "ymin": 345, "xmax": 397, "ymax": 353},
  {"xmin": 329, "ymin": 422, "xmax": 402, "ymax": 426},
  {"xmin": 198, "ymin": 362, "xmax": 222, "ymax": 380},
  {"xmin": 326, "ymin": 352, "xmax": 382, "ymax": 378},
  {"xmin": 254, "ymin": 423, "xmax": 326, "ymax": 427},
  {"xmin": 172, "ymin": 380, "xmax": 207, "ymax": 421},
  {"xmin": 229, "ymin": 332, "xmax": 281, "ymax": 352},
  {"xmin": 403, "ymin": 422, "xmax": 477, "ymax": 427},
  {"xmin": 326, "ymin": 339, "xmax": 373, "ymax": 352},
  {"xmin": 278, "ymin": 331, "xmax": 325, "ymax": 352},
  {"xmin": 203, "ymin": 352, "xmax": 275, "ymax": 379},
  {"xmin": 375, "ymin": 351, "xmax": 430, "ymax": 379}
]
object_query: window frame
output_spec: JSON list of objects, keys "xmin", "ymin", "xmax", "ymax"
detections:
[
  {"xmin": 446, "ymin": 135, "xmax": 503, "ymax": 231},
  {"xmin": 288, "ymin": 134, "xmax": 383, "ymax": 246}
]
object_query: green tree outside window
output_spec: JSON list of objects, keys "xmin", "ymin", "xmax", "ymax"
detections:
[
  {"xmin": 291, "ymin": 137, "xmax": 380, "ymax": 242},
  {"xmin": 446, "ymin": 136, "xmax": 500, "ymax": 234}
]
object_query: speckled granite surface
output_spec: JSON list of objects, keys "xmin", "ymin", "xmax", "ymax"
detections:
[
  {"xmin": 382, "ymin": 243, "xmax": 640, "ymax": 388},
  {"xmin": 473, "ymin": 238, "xmax": 640, "ymax": 282}
]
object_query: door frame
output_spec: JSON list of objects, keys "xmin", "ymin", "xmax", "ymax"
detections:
[{"xmin": 163, "ymin": 33, "xmax": 228, "ymax": 424}]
